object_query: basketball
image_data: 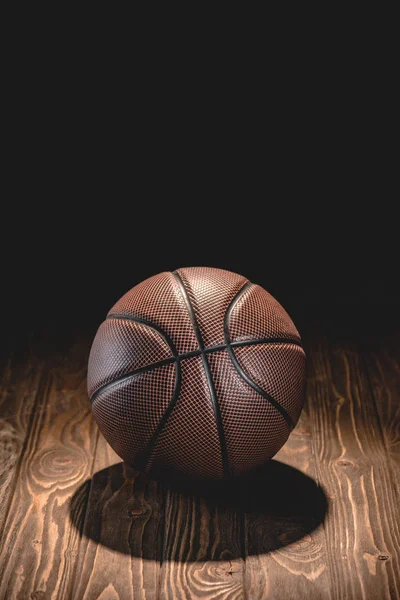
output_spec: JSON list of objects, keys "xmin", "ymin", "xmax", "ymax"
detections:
[{"xmin": 87, "ymin": 267, "xmax": 306, "ymax": 479}]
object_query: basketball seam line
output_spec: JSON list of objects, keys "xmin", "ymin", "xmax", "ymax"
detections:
[
  {"xmin": 224, "ymin": 282, "xmax": 295, "ymax": 430},
  {"xmin": 101, "ymin": 313, "xmax": 181, "ymax": 473},
  {"xmin": 90, "ymin": 356, "xmax": 176, "ymax": 402},
  {"xmin": 134, "ymin": 357, "xmax": 182, "ymax": 471},
  {"xmin": 89, "ymin": 337, "xmax": 304, "ymax": 403},
  {"xmin": 104, "ymin": 314, "xmax": 179, "ymax": 357},
  {"xmin": 90, "ymin": 316, "xmax": 303, "ymax": 402},
  {"xmin": 106, "ymin": 312, "xmax": 303, "ymax": 352},
  {"xmin": 172, "ymin": 270, "xmax": 232, "ymax": 479}
]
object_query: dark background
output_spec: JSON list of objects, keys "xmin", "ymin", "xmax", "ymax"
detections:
[
  {"xmin": 4, "ymin": 159, "xmax": 398, "ymax": 341},
  {"xmin": 3, "ymin": 37, "xmax": 398, "ymax": 340},
  {"xmin": 5, "ymin": 198, "xmax": 398, "ymax": 343}
]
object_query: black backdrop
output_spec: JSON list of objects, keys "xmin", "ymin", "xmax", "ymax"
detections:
[
  {"xmin": 3, "ymin": 71, "xmax": 398, "ymax": 338},
  {"xmin": 5, "ymin": 197, "xmax": 398, "ymax": 340}
]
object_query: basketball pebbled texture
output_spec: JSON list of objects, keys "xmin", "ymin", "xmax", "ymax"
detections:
[{"xmin": 87, "ymin": 267, "xmax": 306, "ymax": 479}]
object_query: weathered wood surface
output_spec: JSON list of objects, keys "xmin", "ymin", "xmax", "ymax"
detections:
[
  {"xmin": 0, "ymin": 328, "xmax": 98, "ymax": 600},
  {"xmin": 305, "ymin": 331, "xmax": 400, "ymax": 600},
  {"xmin": 0, "ymin": 330, "xmax": 43, "ymax": 534},
  {"xmin": 363, "ymin": 333, "xmax": 400, "ymax": 501},
  {"xmin": 0, "ymin": 319, "xmax": 399, "ymax": 599},
  {"xmin": 158, "ymin": 476, "xmax": 244, "ymax": 599},
  {"xmin": 71, "ymin": 437, "xmax": 164, "ymax": 600},
  {"xmin": 243, "ymin": 409, "xmax": 331, "ymax": 600}
]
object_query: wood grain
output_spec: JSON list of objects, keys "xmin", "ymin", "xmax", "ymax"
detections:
[
  {"xmin": 0, "ymin": 328, "xmax": 98, "ymax": 600},
  {"xmin": 159, "ymin": 481, "xmax": 244, "ymax": 600},
  {"xmin": 1, "ymin": 316, "xmax": 399, "ymax": 599},
  {"xmin": 0, "ymin": 330, "xmax": 44, "ymax": 534},
  {"xmin": 363, "ymin": 336, "xmax": 400, "ymax": 500},
  {"xmin": 72, "ymin": 439, "xmax": 245, "ymax": 600},
  {"xmin": 306, "ymin": 334, "xmax": 400, "ymax": 600},
  {"xmin": 71, "ymin": 436, "xmax": 164, "ymax": 600},
  {"xmin": 243, "ymin": 406, "xmax": 331, "ymax": 600}
]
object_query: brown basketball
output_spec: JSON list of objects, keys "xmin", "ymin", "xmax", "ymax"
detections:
[{"xmin": 87, "ymin": 267, "xmax": 306, "ymax": 479}]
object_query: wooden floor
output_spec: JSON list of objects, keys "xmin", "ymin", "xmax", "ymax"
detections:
[{"xmin": 0, "ymin": 307, "xmax": 399, "ymax": 600}]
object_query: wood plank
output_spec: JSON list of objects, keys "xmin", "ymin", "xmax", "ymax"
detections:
[
  {"xmin": 71, "ymin": 431, "xmax": 244, "ymax": 599},
  {"xmin": 73, "ymin": 455, "xmax": 244, "ymax": 599},
  {"xmin": 2, "ymin": 316, "xmax": 398, "ymax": 600},
  {"xmin": 0, "ymin": 328, "xmax": 98, "ymax": 600},
  {"xmin": 243, "ymin": 404, "xmax": 331, "ymax": 599},
  {"xmin": 71, "ymin": 436, "xmax": 165, "ymax": 600},
  {"xmin": 0, "ymin": 330, "xmax": 44, "ymax": 533},
  {"xmin": 306, "ymin": 333, "xmax": 400, "ymax": 600},
  {"xmin": 158, "ymin": 477, "xmax": 244, "ymax": 600},
  {"xmin": 363, "ymin": 334, "xmax": 400, "ymax": 499}
]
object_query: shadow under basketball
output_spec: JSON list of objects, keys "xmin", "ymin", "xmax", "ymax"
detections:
[{"xmin": 69, "ymin": 460, "xmax": 327, "ymax": 561}]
